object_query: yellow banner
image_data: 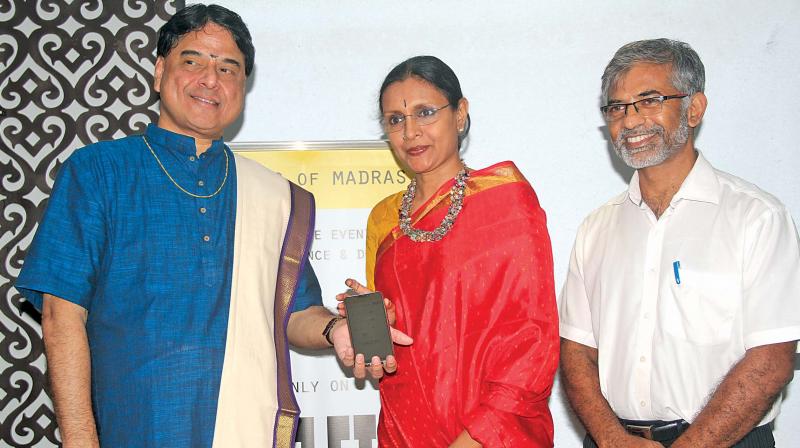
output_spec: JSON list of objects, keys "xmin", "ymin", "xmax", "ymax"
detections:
[{"xmin": 232, "ymin": 142, "xmax": 409, "ymax": 209}]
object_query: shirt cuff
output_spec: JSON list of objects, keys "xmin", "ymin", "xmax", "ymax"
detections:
[
  {"xmin": 14, "ymin": 281, "xmax": 90, "ymax": 313},
  {"xmin": 559, "ymin": 322, "xmax": 597, "ymax": 348},
  {"xmin": 744, "ymin": 326, "xmax": 800, "ymax": 349},
  {"xmin": 14, "ymin": 286, "xmax": 44, "ymax": 311}
]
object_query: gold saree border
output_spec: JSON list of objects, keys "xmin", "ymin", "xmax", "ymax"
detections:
[
  {"xmin": 271, "ymin": 183, "xmax": 315, "ymax": 448},
  {"xmin": 375, "ymin": 162, "xmax": 528, "ymax": 261}
]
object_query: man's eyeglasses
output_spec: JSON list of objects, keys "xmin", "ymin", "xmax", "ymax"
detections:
[
  {"xmin": 382, "ymin": 104, "xmax": 451, "ymax": 133},
  {"xmin": 601, "ymin": 94, "xmax": 688, "ymax": 122}
]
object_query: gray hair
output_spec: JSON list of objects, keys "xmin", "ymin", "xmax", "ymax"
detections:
[{"xmin": 601, "ymin": 38, "xmax": 705, "ymax": 105}]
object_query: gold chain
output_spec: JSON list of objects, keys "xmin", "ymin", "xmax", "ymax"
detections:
[{"xmin": 142, "ymin": 136, "xmax": 229, "ymax": 199}]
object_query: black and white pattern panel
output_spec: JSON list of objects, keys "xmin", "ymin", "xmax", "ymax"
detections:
[{"xmin": 0, "ymin": 1, "xmax": 182, "ymax": 446}]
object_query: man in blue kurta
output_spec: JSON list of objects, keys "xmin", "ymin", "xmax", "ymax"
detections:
[{"xmin": 15, "ymin": 5, "xmax": 349, "ymax": 447}]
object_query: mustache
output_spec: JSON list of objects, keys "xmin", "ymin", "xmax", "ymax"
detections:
[{"xmin": 614, "ymin": 124, "xmax": 665, "ymax": 148}]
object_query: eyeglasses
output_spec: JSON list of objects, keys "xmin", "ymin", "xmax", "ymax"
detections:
[
  {"xmin": 381, "ymin": 104, "xmax": 451, "ymax": 133},
  {"xmin": 601, "ymin": 94, "xmax": 688, "ymax": 121}
]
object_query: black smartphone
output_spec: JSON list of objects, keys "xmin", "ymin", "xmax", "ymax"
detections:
[{"xmin": 343, "ymin": 292, "xmax": 394, "ymax": 363}]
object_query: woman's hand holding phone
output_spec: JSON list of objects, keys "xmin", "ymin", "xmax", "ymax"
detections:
[{"xmin": 333, "ymin": 279, "xmax": 412, "ymax": 379}]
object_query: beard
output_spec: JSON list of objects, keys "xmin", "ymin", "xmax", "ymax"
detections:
[{"xmin": 612, "ymin": 112, "xmax": 690, "ymax": 169}]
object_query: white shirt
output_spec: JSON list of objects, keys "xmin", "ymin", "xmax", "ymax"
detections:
[{"xmin": 559, "ymin": 152, "xmax": 800, "ymax": 424}]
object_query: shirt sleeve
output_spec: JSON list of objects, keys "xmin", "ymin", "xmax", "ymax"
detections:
[
  {"xmin": 15, "ymin": 150, "xmax": 107, "ymax": 312},
  {"xmin": 741, "ymin": 207, "xmax": 800, "ymax": 348},
  {"xmin": 291, "ymin": 261, "xmax": 322, "ymax": 312},
  {"xmin": 558, "ymin": 220, "xmax": 598, "ymax": 348}
]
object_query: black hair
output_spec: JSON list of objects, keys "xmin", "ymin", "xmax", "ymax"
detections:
[
  {"xmin": 379, "ymin": 55, "xmax": 471, "ymax": 147},
  {"xmin": 157, "ymin": 4, "xmax": 255, "ymax": 76}
]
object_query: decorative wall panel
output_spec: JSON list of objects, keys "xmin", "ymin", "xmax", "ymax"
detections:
[{"xmin": 0, "ymin": 1, "xmax": 182, "ymax": 445}]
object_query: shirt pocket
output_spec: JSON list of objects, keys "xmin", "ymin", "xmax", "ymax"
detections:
[{"xmin": 662, "ymin": 267, "xmax": 739, "ymax": 346}]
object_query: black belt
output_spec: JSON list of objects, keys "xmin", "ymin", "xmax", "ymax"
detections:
[
  {"xmin": 618, "ymin": 420, "xmax": 774, "ymax": 447},
  {"xmin": 621, "ymin": 418, "xmax": 689, "ymax": 442}
]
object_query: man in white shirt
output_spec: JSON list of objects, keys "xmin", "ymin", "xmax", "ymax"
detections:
[{"xmin": 559, "ymin": 38, "xmax": 800, "ymax": 448}]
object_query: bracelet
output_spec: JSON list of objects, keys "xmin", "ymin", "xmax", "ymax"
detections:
[{"xmin": 322, "ymin": 316, "xmax": 344, "ymax": 346}]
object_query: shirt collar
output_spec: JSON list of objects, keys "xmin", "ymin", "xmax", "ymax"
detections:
[
  {"xmin": 622, "ymin": 150, "xmax": 721, "ymax": 207},
  {"xmin": 144, "ymin": 124, "xmax": 226, "ymax": 156}
]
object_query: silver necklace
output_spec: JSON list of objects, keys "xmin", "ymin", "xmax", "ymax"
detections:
[
  {"xmin": 142, "ymin": 136, "xmax": 229, "ymax": 199},
  {"xmin": 399, "ymin": 166, "xmax": 469, "ymax": 242}
]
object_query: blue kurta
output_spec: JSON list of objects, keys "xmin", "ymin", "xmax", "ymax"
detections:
[{"xmin": 16, "ymin": 124, "xmax": 321, "ymax": 446}]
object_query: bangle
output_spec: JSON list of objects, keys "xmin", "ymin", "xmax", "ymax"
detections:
[{"xmin": 322, "ymin": 316, "xmax": 343, "ymax": 346}]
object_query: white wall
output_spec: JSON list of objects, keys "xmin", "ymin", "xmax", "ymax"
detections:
[{"xmin": 214, "ymin": 1, "xmax": 800, "ymax": 446}]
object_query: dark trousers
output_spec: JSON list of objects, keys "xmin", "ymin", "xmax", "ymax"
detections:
[{"xmin": 582, "ymin": 423, "xmax": 774, "ymax": 447}]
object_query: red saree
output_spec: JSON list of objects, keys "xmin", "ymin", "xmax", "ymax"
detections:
[{"xmin": 365, "ymin": 161, "xmax": 559, "ymax": 447}]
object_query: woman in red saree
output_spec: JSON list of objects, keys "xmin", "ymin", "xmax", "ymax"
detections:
[{"xmin": 341, "ymin": 56, "xmax": 559, "ymax": 447}]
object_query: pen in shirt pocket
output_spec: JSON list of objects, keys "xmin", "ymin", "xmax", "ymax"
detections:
[{"xmin": 673, "ymin": 260, "xmax": 681, "ymax": 285}]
